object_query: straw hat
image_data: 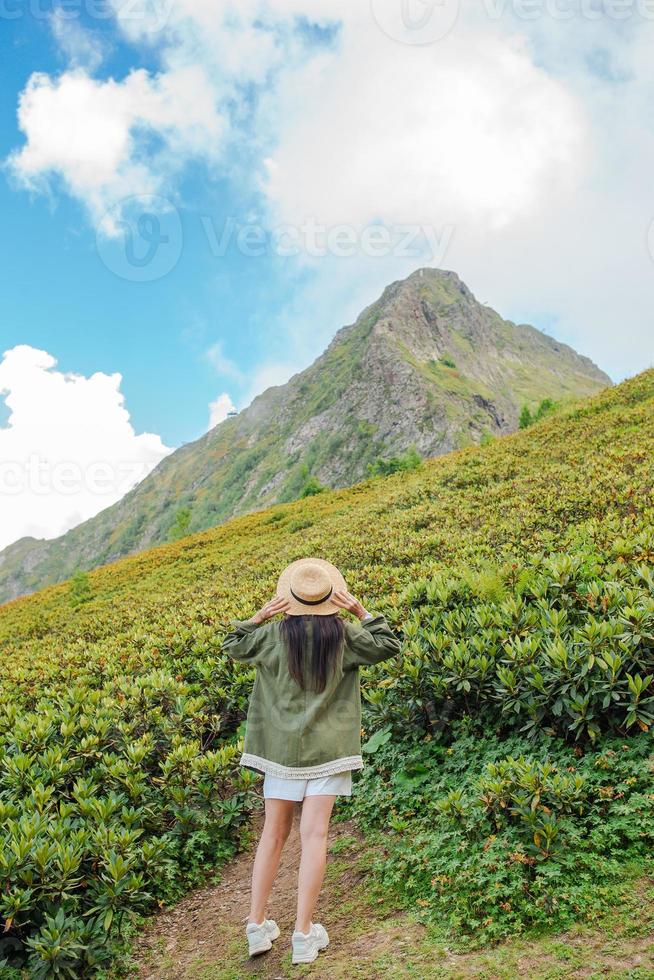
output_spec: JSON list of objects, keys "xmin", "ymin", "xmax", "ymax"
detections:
[{"xmin": 277, "ymin": 557, "xmax": 346, "ymax": 616}]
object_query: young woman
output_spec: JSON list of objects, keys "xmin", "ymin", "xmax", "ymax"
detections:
[{"xmin": 222, "ymin": 557, "xmax": 401, "ymax": 965}]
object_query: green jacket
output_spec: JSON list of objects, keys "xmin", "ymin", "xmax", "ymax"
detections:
[{"xmin": 222, "ymin": 615, "xmax": 401, "ymax": 778}]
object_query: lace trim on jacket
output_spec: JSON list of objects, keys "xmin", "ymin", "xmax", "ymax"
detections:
[{"xmin": 240, "ymin": 752, "xmax": 364, "ymax": 779}]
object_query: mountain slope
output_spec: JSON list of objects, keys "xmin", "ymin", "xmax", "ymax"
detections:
[
  {"xmin": 0, "ymin": 267, "xmax": 610, "ymax": 603},
  {"xmin": 0, "ymin": 371, "xmax": 651, "ymax": 976}
]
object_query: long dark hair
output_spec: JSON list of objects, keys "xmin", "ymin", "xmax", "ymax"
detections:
[{"xmin": 280, "ymin": 614, "xmax": 345, "ymax": 693}]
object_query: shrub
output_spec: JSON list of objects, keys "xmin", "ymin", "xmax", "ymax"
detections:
[
  {"xmin": 69, "ymin": 571, "xmax": 93, "ymax": 609},
  {"xmin": 520, "ymin": 398, "xmax": 558, "ymax": 430},
  {"xmin": 0, "ymin": 670, "xmax": 255, "ymax": 975},
  {"xmin": 168, "ymin": 507, "xmax": 192, "ymax": 542},
  {"xmin": 300, "ymin": 476, "xmax": 326, "ymax": 498},
  {"xmin": 288, "ymin": 518, "xmax": 314, "ymax": 533},
  {"xmin": 519, "ymin": 405, "xmax": 533, "ymax": 429},
  {"xmin": 344, "ymin": 726, "xmax": 654, "ymax": 944},
  {"xmin": 367, "ymin": 446, "xmax": 422, "ymax": 478},
  {"xmin": 373, "ymin": 556, "xmax": 654, "ymax": 743}
]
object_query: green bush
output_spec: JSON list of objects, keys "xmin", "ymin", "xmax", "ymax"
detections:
[
  {"xmin": 368, "ymin": 446, "xmax": 422, "ymax": 478},
  {"xmin": 344, "ymin": 547, "xmax": 654, "ymax": 944},
  {"xmin": 519, "ymin": 405, "xmax": 533, "ymax": 429},
  {"xmin": 375, "ymin": 555, "xmax": 654, "ymax": 742},
  {"xmin": 0, "ymin": 669, "xmax": 254, "ymax": 975},
  {"xmin": 300, "ymin": 476, "xmax": 326, "ymax": 498},
  {"xmin": 69, "ymin": 571, "xmax": 93, "ymax": 609},
  {"xmin": 168, "ymin": 507, "xmax": 192, "ymax": 542},
  {"xmin": 288, "ymin": 518, "xmax": 314, "ymax": 533},
  {"xmin": 344, "ymin": 726, "xmax": 654, "ymax": 944},
  {"xmin": 520, "ymin": 398, "xmax": 558, "ymax": 429}
]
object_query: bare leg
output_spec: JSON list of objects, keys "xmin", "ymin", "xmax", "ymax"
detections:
[
  {"xmin": 295, "ymin": 795, "xmax": 336, "ymax": 934},
  {"xmin": 248, "ymin": 799, "xmax": 295, "ymax": 924}
]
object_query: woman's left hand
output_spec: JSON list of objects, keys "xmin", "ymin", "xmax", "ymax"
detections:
[
  {"xmin": 251, "ymin": 595, "xmax": 290, "ymax": 624},
  {"xmin": 332, "ymin": 589, "xmax": 370, "ymax": 621}
]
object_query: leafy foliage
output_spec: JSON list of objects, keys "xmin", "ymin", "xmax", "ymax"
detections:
[
  {"xmin": 367, "ymin": 446, "xmax": 422, "ymax": 478},
  {"xmin": 168, "ymin": 506, "xmax": 192, "ymax": 542},
  {"xmin": 520, "ymin": 398, "xmax": 558, "ymax": 429},
  {"xmin": 344, "ymin": 726, "xmax": 654, "ymax": 944},
  {"xmin": 0, "ymin": 370, "xmax": 652, "ymax": 971},
  {"xmin": 519, "ymin": 405, "xmax": 533, "ymax": 429},
  {"xmin": 69, "ymin": 571, "xmax": 92, "ymax": 609},
  {"xmin": 0, "ymin": 669, "xmax": 253, "ymax": 975},
  {"xmin": 300, "ymin": 476, "xmax": 326, "ymax": 498},
  {"xmin": 382, "ymin": 556, "xmax": 654, "ymax": 742}
]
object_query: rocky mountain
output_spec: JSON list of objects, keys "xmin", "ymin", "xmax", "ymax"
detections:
[{"xmin": 0, "ymin": 268, "xmax": 610, "ymax": 604}]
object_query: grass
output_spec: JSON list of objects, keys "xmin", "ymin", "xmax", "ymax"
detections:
[
  {"xmin": 0, "ymin": 269, "xmax": 611, "ymax": 606},
  {"xmin": 0, "ymin": 370, "xmax": 652, "ymax": 976},
  {"xmin": 126, "ymin": 817, "xmax": 654, "ymax": 979}
]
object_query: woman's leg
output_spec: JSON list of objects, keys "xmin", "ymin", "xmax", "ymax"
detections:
[
  {"xmin": 295, "ymin": 795, "xmax": 336, "ymax": 934},
  {"xmin": 248, "ymin": 798, "xmax": 295, "ymax": 924}
]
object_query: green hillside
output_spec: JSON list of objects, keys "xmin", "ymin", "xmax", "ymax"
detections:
[
  {"xmin": 0, "ymin": 268, "xmax": 610, "ymax": 605},
  {"xmin": 0, "ymin": 370, "xmax": 652, "ymax": 977}
]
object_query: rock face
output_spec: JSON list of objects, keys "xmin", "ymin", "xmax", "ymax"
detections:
[{"xmin": 0, "ymin": 268, "xmax": 610, "ymax": 603}]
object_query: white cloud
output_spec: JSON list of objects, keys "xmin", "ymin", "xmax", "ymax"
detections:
[
  {"xmin": 207, "ymin": 344, "xmax": 302, "ymax": 417},
  {"xmin": 7, "ymin": 4, "xmax": 586, "ymax": 237},
  {"xmin": 0, "ymin": 345, "xmax": 173, "ymax": 551},
  {"xmin": 252, "ymin": 5, "xmax": 654, "ymax": 380},
  {"xmin": 7, "ymin": 1, "xmax": 324, "ymax": 229},
  {"xmin": 49, "ymin": 9, "xmax": 106, "ymax": 71},
  {"xmin": 7, "ymin": 0, "xmax": 654, "ymax": 381},
  {"xmin": 206, "ymin": 341, "xmax": 244, "ymax": 381},
  {"xmin": 8, "ymin": 64, "xmax": 225, "ymax": 231},
  {"xmin": 263, "ymin": 29, "xmax": 586, "ymax": 233},
  {"xmin": 208, "ymin": 392, "xmax": 237, "ymax": 429}
]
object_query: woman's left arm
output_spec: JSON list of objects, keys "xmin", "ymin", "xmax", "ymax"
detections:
[{"xmin": 332, "ymin": 590, "xmax": 402, "ymax": 667}]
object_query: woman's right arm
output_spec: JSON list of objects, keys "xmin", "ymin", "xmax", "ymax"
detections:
[
  {"xmin": 221, "ymin": 595, "xmax": 289, "ymax": 663},
  {"xmin": 222, "ymin": 619, "xmax": 267, "ymax": 663}
]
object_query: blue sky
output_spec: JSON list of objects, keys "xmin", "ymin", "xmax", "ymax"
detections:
[
  {"xmin": 0, "ymin": 6, "xmax": 317, "ymax": 447},
  {"xmin": 1, "ymin": 0, "xmax": 653, "ymax": 550}
]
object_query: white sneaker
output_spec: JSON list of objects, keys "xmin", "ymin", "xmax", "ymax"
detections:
[
  {"xmin": 291, "ymin": 922, "xmax": 329, "ymax": 965},
  {"xmin": 246, "ymin": 918, "xmax": 280, "ymax": 956}
]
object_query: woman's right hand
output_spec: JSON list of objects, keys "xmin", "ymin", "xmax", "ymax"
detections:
[
  {"xmin": 332, "ymin": 590, "xmax": 370, "ymax": 621},
  {"xmin": 251, "ymin": 595, "xmax": 290, "ymax": 624}
]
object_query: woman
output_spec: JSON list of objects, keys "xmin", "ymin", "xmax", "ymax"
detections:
[{"xmin": 222, "ymin": 557, "xmax": 401, "ymax": 966}]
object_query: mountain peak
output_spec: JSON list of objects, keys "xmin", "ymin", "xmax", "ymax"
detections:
[
  {"xmin": 0, "ymin": 269, "xmax": 610, "ymax": 604},
  {"xmin": 370, "ymin": 266, "xmax": 468, "ymax": 313}
]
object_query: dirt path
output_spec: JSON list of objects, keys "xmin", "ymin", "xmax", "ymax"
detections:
[
  {"xmin": 132, "ymin": 809, "xmax": 654, "ymax": 980},
  {"xmin": 133, "ymin": 811, "xmax": 432, "ymax": 979}
]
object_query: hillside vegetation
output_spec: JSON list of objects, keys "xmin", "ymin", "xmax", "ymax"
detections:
[
  {"xmin": 0, "ymin": 268, "xmax": 609, "ymax": 604},
  {"xmin": 0, "ymin": 370, "xmax": 652, "ymax": 977}
]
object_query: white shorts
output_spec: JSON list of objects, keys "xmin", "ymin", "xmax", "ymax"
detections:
[{"xmin": 263, "ymin": 771, "xmax": 352, "ymax": 801}]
